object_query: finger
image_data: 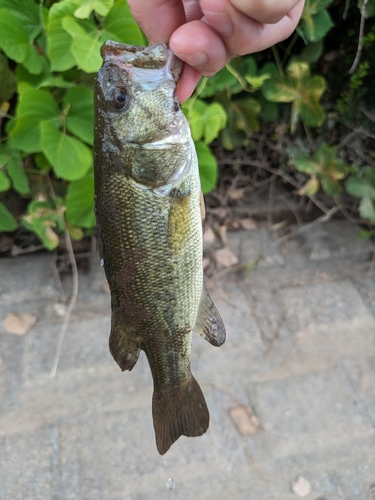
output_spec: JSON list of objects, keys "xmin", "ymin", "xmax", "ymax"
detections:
[
  {"xmin": 128, "ymin": 0, "xmax": 186, "ymax": 44},
  {"xmin": 229, "ymin": 0, "xmax": 304, "ymax": 24},
  {"xmin": 182, "ymin": 0, "xmax": 203, "ymax": 21},
  {"xmin": 170, "ymin": 20, "xmax": 229, "ymax": 75},
  {"xmin": 176, "ymin": 64, "xmax": 202, "ymax": 102},
  {"xmin": 201, "ymin": 0, "xmax": 304, "ymax": 56}
]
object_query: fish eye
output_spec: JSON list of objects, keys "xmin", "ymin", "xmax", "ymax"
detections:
[{"xmin": 110, "ymin": 87, "xmax": 129, "ymax": 110}]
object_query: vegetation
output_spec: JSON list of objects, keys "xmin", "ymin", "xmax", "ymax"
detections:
[{"xmin": 0, "ymin": 0, "xmax": 374, "ymax": 251}]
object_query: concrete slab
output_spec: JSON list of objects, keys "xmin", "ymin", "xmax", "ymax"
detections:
[{"xmin": 1, "ymin": 219, "xmax": 375, "ymax": 499}]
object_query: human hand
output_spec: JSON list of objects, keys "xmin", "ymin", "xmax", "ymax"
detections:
[{"xmin": 128, "ymin": 0, "xmax": 305, "ymax": 102}]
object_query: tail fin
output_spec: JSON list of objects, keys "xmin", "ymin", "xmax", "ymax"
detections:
[{"xmin": 152, "ymin": 375, "xmax": 209, "ymax": 455}]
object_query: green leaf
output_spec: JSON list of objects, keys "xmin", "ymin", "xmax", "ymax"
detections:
[
  {"xmin": 184, "ymin": 100, "xmax": 227, "ymax": 144},
  {"xmin": 64, "ymin": 87, "xmax": 94, "ymax": 145},
  {"xmin": 10, "ymin": 86, "xmax": 61, "ymax": 153},
  {"xmin": 22, "ymin": 199, "xmax": 64, "ymax": 250},
  {"xmin": 6, "ymin": 150, "xmax": 30, "ymax": 195},
  {"xmin": 358, "ymin": 0, "xmax": 375, "ymax": 18},
  {"xmin": 102, "ymin": 0, "xmax": 145, "ymax": 45},
  {"xmin": 0, "ymin": 201, "xmax": 18, "ymax": 231},
  {"xmin": 203, "ymin": 103, "xmax": 227, "ymax": 144},
  {"xmin": 0, "ymin": 9, "xmax": 44, "ymax": 74},
  {"xmin": 300, "ymin": 0, "xmax": 334, "ymax": 43},
  {"xmin": 0, "ymin": 0, "xmax": 42, "ymax": 39},
  {"xmin": 300, "ymin": 40, "xmax": 323, "ymax": 63},
  {"xmin": 231, "ymin": 98, "xmax": 260, "ymax": 132},
  {"xmin": 0, "ymin": 54, "xmax": 16, "ymax": 104},
  {"xmin": 346, "ymin": 173, "xmax": 375, "ymax": 199},
  {"xmin": 66, "ymin": 171, "xmax": 96, "ymax": 228},
  {"xmin": 359, "ymin": 197, "xmax": 375, "ymax": 223},
  {"xmin": 184, "ymin": 99, "xmax": 207, "ymax": 142},
  {"xmin": 195, "ymin": 142, "xmax": 218, "ymax": 194},
  {"xmin": 16, "ymin": 63, "xmax": 76, "ymax": 89},
  {"xmin": 73, "ymin": 0, "xmax": 114, "ymax": 18},
  {"xmin": 47, "ymin": 1, "xmax": 77, "ymax": 71},
  {"xmin": 40, "ymin": 120, "xmax": 92, "ymax": 181},
  {"xmin": 62, "ymin": 16, "xmax": 102, "ymax": 73},
  {"xmin": 262, "ymin": 61, "xmax": 326, "ymax": 131},
  {"xmin": 199, "ymin": 67, "xmax": 238, "ymax": 98},
  {"xmin": 0, "ymin": 170, "xmax": 11, "ymax": 192}
]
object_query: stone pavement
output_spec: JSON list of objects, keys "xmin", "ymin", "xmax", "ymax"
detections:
[{"xmin": 1, "ymin": 218, "xmax": 375, "ymax": 500}]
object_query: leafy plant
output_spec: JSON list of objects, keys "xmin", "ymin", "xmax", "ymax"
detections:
[
  {"xmin": 346, "ymin": 169, "xmax": 375, "ymax": 223},
  {"xmin": 293, "ymin": 144, "xmax": 350, "ymax": 196}
]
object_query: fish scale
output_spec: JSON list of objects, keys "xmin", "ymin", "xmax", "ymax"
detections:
[{"xmin": 94, "ymin": 41, "xmax": 225, "ymax": 454}]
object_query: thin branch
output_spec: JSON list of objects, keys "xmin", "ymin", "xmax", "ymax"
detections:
[
  {"xmin": 348, "ymin": 0, "xmax": 368, "ymax": 74},
  {"xmin": 50, "ymin": 229, "xmax": 79, "ymax": 378},
  {"xmin": 274, "ymin": 207, "xmax": 339, "ymax": 244}
]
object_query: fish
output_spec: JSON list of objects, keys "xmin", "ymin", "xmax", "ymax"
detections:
[{"xmin": 94, "ymin": 41, "xmax": 226, "ymax": 455}]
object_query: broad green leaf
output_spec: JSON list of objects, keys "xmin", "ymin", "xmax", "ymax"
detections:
[
  {"xmin": 102, "ymin": 0, "xmax": 145, "ymax": 45},
  {"xmin": 0, "ymin": 0, "xmax": 41, "ymax": 39},
  {"xmin": 47, "ymin": 1, "xmax": 77, "ymax": 71},
  {"xmin": 0, "ymin": 201, "xmax": 18, "ymax": 231},
  {"xmin": 184, "ymin": 100, "xmax": 227, "ymax": 144},
  {"xmin": 302, "ymin": 9, "xmax": 334, "ymax": 42},
  {"xmin": 6, "ymin": 150, "xmax": 30, "ymax": 195},
  {"xmin": 10, "ymin": 87, "xmax": 61, "ymax": 153},
  {"xmin": 184, "ymin": 99, "xmax": 207, "ymax": 142},
  {"xmin": 40, "ymin": 120, "xmax": 92, "ymax": 181},
  {"xmin": 66, "ymin": 171, "xmax": 96, "ymax": 228},
  {"xmin": 0, "ymin": 9, "xmax": 44, "ymax": 74},
  {"xmin": 300, "ymin": 40, "xmax": 323, "ymax": 63},
  {"xmin": 204, "ymin": 103, "xmax": 228, "ymax": 144},
  {"xmin": 62, "ymin": 16, "xmax": 102, "ymax": 73},
  {"xmin": 0, "ymin": 170, "xmax": 11, "ymax": 192},
  {"xmin": 73, "ymin": 0, "xmax": 114, "ymax": 18},
  {"xmin": 16, "ymin": 63, "xmax": 75, "ymax": 89},
  {"xmin": 199, "ymin": 68, "xmax": 237, "ymax": 98},
  {"xmin": 0, "ymin": 54, "xmax": 16, "ymax": 103},
  {"xmin": 64, "ymin": 87, "xmax": 94, "ymax": 145},
  {"xmin": 195, "ymin": 142, "xmax": 218, "ymax": 194},
  {"xmin": 346, "ymin": 174, "xmax": 375, "ymax": 199}
]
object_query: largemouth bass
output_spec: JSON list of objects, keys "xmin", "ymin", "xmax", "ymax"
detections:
[{"xmin": 94, "ymin": 41, "xmax": 225, "ymax": 455}]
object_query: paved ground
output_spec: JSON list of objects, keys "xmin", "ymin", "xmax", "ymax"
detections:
[{"xmin": 1, "ymin": 218, "xmax": 375, "ymax": 500}]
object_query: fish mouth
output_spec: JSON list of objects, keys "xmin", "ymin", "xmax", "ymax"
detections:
[{"xmin": 100, "ymin": 41, "xmax": 183, "ymax": 81}]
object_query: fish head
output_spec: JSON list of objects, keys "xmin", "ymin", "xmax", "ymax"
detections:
[{"xmin": 95, "ymin": 41, "xmax": 192, "ymax": 190}]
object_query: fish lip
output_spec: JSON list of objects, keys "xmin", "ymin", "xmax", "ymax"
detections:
[{"xmin": 139, "ymin": 135, "xmax": 189, "ymax": 150}]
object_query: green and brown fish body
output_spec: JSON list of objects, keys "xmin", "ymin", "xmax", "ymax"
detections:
[{"xmin": 94, "ymin": 42, "xmax": 225, "ymax": 455}]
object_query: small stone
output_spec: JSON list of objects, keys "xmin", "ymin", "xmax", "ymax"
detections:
[
  {"xmin": 3, "ymin": 313, "xmax": 37, "ymax": 335},
  {"xmin": 53, "ymin": 302, "xmax": 67, "ymax": 317},
  {"xmin": 214, "ymin": 247, "xmax": 239, "ymax": 268},
  {"xmin": 229, "ymin": 404, "xmax": 261, "ymax": 435},
  {"xmin": 291, "ymin": 476, "xmax": 311, "ymax": 497}
]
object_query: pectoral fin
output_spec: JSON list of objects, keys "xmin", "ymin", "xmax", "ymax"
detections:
[
  {"xmin": 109, "ymin": 307, "xmax": 141, "ymax": 371},
  {"xmin": 194, "ymin": 287, "xmax": 226, "ymax": 347}
]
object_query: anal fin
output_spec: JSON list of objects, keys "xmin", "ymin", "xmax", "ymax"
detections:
[
  {"xmin": 194, "ymin": 286, "xmax": 226, "ymax": 347},
  {"xmin": 109, "ymin": 307, "xmax": 141, "ymax": 371}
]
